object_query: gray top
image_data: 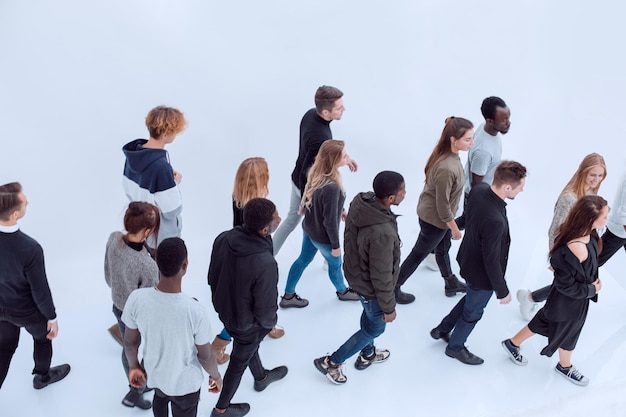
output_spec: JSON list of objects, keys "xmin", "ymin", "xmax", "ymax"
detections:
[
  {"xmin": 548, "ymin": 192, "xmax": 578, "ymax": 250},
  {"xmin": 464, "ymin": 123, "xmax": 502, "ymax": 194}
]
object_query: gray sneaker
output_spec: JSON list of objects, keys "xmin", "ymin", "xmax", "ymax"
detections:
[
  {"xmin": 555, "ymin": 363, "xmax": 589, "ymax": 386},
  {"xmin": 313, "ymin": 356, "xmax": 347, "ymax": 384},
  {"xmin": 354, "ymin": 348, "xmax": 390, "ymax": 370},
  {"xmin": 336, "ymin": 288, "xmax": 360, "ymax": 301},
  {"xmin": 279, "ymin": 293, "xmax": 309, "ymax": 308}
]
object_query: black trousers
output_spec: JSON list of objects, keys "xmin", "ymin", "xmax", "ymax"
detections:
[
  {"xmin": 215, "ymin": 326, "xmax": 270, "ymax": 409},
  {"xmin": 153, "ymin": 388, "xmax": 200, "ymax": 417},
  {"xmin": 0, "ymin": 308, "xmax": 52, "ymax": 388}
]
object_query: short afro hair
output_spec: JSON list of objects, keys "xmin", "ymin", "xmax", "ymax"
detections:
[
  {"xmin": 243, "ymin": 198, "xmax": 276, "ymax": 231},
  {"xmin": 156, "ymin": 237, "xmax": 188, "ymax": 278},
  {"xmin": 480, "ymin": 96, "xmax": 507, "ymax": 120},
  {"xmin": 373, "ymin": 171, "xmax": 405, "ymax": 199}
]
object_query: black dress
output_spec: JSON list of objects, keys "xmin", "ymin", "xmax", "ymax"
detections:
[{"xmin": 528, "ymin": 237, "xmax": 598, "ymax": 356}]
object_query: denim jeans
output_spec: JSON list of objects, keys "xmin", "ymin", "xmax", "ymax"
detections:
[
  {"xmin": 397, "ymin": 218, "xmax": 453, "ymax": 287},
  {"xmin": 330, "ymin": 297, "xmax": 386, "ymax": 364},
  {"xmin": 435, "ymin": 283, "xmax": 493, "ymax": 351},
  {"xmin": 216, "ymin": 326, "xmax": 270, "ymax": 410},
  {"xmin": 0, "ymin": 308, "xmax": 52, "ymax": 388},
  {"xmin": 153, "ymin": 388, "xmax": 200, "ymax": 417},
  {"xmin": 272, "ymin": 181, "xmax": 302, "ymax": 255},
  {"xmin": 284, "ymin": 230, "xmax": 347, "ymax": 294}
]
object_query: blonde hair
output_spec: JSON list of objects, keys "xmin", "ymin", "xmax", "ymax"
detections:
[
  {"xmin": 232, "ymin": 157, "xmax": 270, "ymax": 208},
  {"xmin": 561, "ymin": 153, "xmax": 607, "ymax": 199},
  {"xmin": 301, "ymin": 140, "xmax": 345, "ymax": 209}
]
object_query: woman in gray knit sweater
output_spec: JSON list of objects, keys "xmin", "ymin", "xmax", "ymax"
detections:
[{"xmin": 104, "ymin": 202, "xmax": 160, "ymax": 409}]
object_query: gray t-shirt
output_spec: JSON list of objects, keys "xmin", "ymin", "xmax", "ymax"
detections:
[
  {"xmin": 122, "ymin": 287, "xmax": 212, "ymax": 396},
  {"xmin": 464, "ymin": 123, "xmax": 502, "ymax": 195}
]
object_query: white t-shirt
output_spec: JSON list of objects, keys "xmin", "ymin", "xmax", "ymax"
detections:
[
  {"xmin": 464, "ymin": 123, "xmax": 502, "ymax": 195},
  {"xmin": 122, "ymin": 287, "xmax": 212, "ymax": 396}
]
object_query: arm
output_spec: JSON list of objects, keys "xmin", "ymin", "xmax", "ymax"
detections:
[
  {"xmin": 252, "ymin": 260, "xmax": 279, "ymax": 329},
  {"xmin": 480, "ymin": 218, "xmax": 510, "ymax": 299},
  {"xmin": 197, "ymin": 343, "xmax": 222, "ymax": 393},
  {"xmin": 468, "ymin": 149, "xmax": 490, "ymax": 188},
  {"xmin": 321, "ymin": 185, "xmax": 342, "ymax": 251},
  {"xmin": 124, "ymin": 327, "xmax": 146, "ymax": 388},
  {"xmin": 548, "ymin": 193, "xmax": 577, "ymax": 248},
  {"xmin": 471, "ymin": 173, "xmax": 485, "ymax": 187},
  {"xmin": 368, "ymin": 234, "xmax": 398, "ymax": 317},
  {"xmin": 298, "ymin": 138, "xmax": 327, "ymax": 191},
  {"xmin": 26, "ymin": 245, "xmax": 56, "ymax": 321},
  {"xmin": 551, "ymin": 245, "xmax": 598, "ymax": 299},
  {"xmin": 432, "ymin": 164, "xmax": 462, "ymax": 239}
]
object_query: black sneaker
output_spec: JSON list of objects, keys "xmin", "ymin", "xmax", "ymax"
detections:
[
  {"xmin": 430, "ymin": 328, "xmax": 450, "ymax": 343},
  {"xmin": 33, "ymin": 364, "xmax": 71, "ymax": 389},
  {"xmin": 555, "ymin": 363, "xmax": 589, "ymax": 386},
  {"xmin": 354, "ymin": 348, "xmax": 390, "ymax": 370},
  {"xmin": 122, "ymin": 388, "xmax": 152, "ymax": 409},
  {"xmin": 445, "ymin": 347, "xmax": 484, "ymax": 365},
  {"xmin": 253, "ymin": 366, "xmax": 288, "ymax": 391},
  {"xmin": 444, "ymin": 275, "xmax": 467, "ymax": 297},
  {"xmin": 501, "ymin": 339, "xmax": 528, "ymax": 366},
  {"xmin": 394, "ymin": 287, "xmax": 415, "ymax": 304},
  {"xmin": 210, "ymin": 403, "xmax": 251, "ymax": 417},
  {"xmin": 313, "ymin": 356, "xmax": 347, "ymax": 384}
]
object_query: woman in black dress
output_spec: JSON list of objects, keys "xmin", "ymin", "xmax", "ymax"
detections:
[{"xmin": 501, "ymin": 195, "xmax": 608, "ymax": 386}]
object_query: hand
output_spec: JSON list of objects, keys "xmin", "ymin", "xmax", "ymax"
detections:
[
  {"xmin": 129, "ymin": 368, "xmax": 146, "ymax": 388},
  {"xmin": 593, "ymin": 278, "xmax": 602, "ymax": 293},
  {"xmin": 341, "ymin": 210, "xmax": 347, "ymax": 222},
  {"xmin": 500, "ymin": 293, "xmax": 512, "ymax": 304},
  {"xmin": 347, "ymin": 159, "xmax": 358, "ymax": 172},
  {"xmin": 208, "ymin": 375, "xmax": 222, "ymax": 393},
  {"xmin": 331, "ymin": 248, "xmax": 341, "ymax": 257},
  {"xmin": 383, "ymin": 311, "xmax": 396, "ymax": 323},
  {"xmin": 297, "ymin": 206, "xmax": 305, "ymax": 216},
  {"xmin": 451, "ymin": 229, "xmax": 462, "ymax": 240},
  {"xmin": 46, "ymin": 321, "xmax": 58, "ymax": 340},
  {"xmin": 173, "ymin": 169, "xmax": 182, "ymax": 184}
]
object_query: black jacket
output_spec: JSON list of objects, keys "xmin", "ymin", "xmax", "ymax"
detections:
[
  {"xmin": 208, "ymin": 226, "xmax": 278, "ymax": 331},
  {"xmin": 457, "ymin": 182, "xmax": 511, "ymax": 299}
]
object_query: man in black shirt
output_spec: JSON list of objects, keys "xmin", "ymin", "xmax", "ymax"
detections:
[{"xmin": 0, "ymin": 182, "xmax": 70, "ymax": 389}]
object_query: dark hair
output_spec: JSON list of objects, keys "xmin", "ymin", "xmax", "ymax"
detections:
[
  {"xmin": 243, "ymin": 198, "xmax": 276, "ymax": 231},
  {"xmin": 124, "ymin": 202, "xmax": 160, "ymax": 242},
  {"xmin": 373, "ymin": 171, "xmax": 405, "ymax": 199},
  {"xmin": 493, "ymin": 160, "xmax": 527, "ymax": 187},
  {"xmin": 481, "ymin": 96, "xmax": 507, "ymax": 120},
  {"xmin": 550, "ymin": 195, "xmax": 607, "ymax": 255},
  {"xmin": 145, "ymin": 105, "xmax": 187, "ymax": 139},
  {"xmin": 424, "ymin": 117, "xmax": 473, "ymax": 181},
  {"xmin": 314, "ymin": 85, "xmax": 343, "ymax": 113},
  {"xmin": 156, "ymin": 237, "xmax": 188, "ymax": 278},
  {"xmin": 0, "ymin": 182, "xmax": 23, "ymax": 221}
]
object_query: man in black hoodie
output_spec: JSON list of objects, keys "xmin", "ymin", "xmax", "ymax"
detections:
[
  {"xmin": 208, "ymin": 198, "xmax": 287, "ymax": 417},
  {"xmin": 314, "ymin": 171, "xmax": 406, "ymax": 385}
]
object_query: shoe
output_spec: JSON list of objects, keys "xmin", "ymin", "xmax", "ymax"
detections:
[
  {"xmin": 211, "ymin": 335, "xmax": 231, "ymax": 364},
  {"xmin": 268, "ymin": 325, "xmax": 285, "ymax": 339},
  {"xmin": 336, "ymin": 288, "xmax": 360, "ymax": 301},
  {"xmin": 555, "ymin": 363, "xmax": 589, "ymax": 386},
  {"xmin": 394, "ymin": 287, "xmax": 415, "ymax": 304},
  {"xmin": 253, "ymin": 366, "xmax": 288, "ymax": 391},
  {"xmin": 501, "ymin": 339, "xmax": 528, "ymax": 366},
  {"xmin": 33, "ymin": 364, "xmax": 71, "ymax": 389},
  {"xmin": 279, "ymin": 293, "xmax": 309, "ymax": 308},
  {"xmin": 354, "ymin": 348, "xmax": 390, "ymax": 370},
  {"xmin": 430, "ymin": 328, "xmax": 450, "ymax": 343},
  {"xmin": 424, "ymin": 253, "xmax": 439, "ymax": 271},
  {"xmin": 444, "ymin": 275, "xmax": 467, "ymax": 297},
  {"xmin": 210, "ymin": 403, "xmax": 251, "ymax": 417},
  {"xmin": 313, "ymin": 356, "xmax": 347, "ymax": 384},
  {"xmin": 517, "ymin": 289, "xmax": 537, "ymax": 321},
  {"xmin": 122, "ymin": 388, "xmax": 152, "ymax": 409},
  {"xmin": 445, "ymin": 347, "xmax": 484, "ymax": 365},
  {"xmin": 108, "ymin": 324, "xmax": 123, "ymax": 346},
  {"xmin": 322, "ymin": 259, "xmax": 329, "ymax": 271}
]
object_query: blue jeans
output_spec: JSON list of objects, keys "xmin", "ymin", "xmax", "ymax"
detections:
[
  {"xmin": 435, "ymin": 283, "xmax": 493, "ymax": 351},
  {"xmin": 397, "ymin": 218, "xmax": 453, "ymax": 287},
  {"xmin": 330, "ymin": 297, "xmax": 386, "ymax": 364},
  {"xmin": 284, "ymin": 230, "xmax": 347, "ymax": 294},
  {"xmin": 272, "ymin": 181, "xmax": 302, "ymax": 255}
]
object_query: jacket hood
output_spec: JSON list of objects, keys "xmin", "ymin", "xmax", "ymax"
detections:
[
  {"xmin": 122, "ymin": 139, "xmax": 167, "ymax": 174},
  {"xmin": 223, "ymin": 226, "xmax": 273, "ymax": 257},
  {"xmin": 348, "ymin": 192, "xmax": 398, "ymax": 228}
]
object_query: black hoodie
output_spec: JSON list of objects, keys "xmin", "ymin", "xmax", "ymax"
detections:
[{"xmin": 208, "ymin": 226, "xmax": 278, "ymax": 332}]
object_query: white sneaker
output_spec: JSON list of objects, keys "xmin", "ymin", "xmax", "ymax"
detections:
[
  {"xmin": 424, "ymin": 253, "xmax": 438, "ymax": 271},
  {"xmin": 322, "ymin": 259, "xmax": 328, "ymax": 271},
  {"xmin": 517, "ymin": 289, "xmax": 537, "ymax": 321}
]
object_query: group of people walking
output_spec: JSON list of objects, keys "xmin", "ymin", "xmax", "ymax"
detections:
[{"xmin": 1, "ymin": 87, "xmax": 625, "ymax": 417}]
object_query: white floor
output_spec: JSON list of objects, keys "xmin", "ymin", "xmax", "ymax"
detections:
[{"xmin": 1, "ymin": 1, "xmax": 626, "ymax": 416}]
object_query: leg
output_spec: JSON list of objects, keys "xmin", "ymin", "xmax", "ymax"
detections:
[
  {"xmin": 272, "ymin": 182, "xmax": 302, "ymax": 254},
  {"xmin": 152, "ymin": 389, "xmax": 170, "ymax": 417},
  {"xmin": 557, "ymin": 348, "xmax": 573, "ymax": 368},
  {"xmin": 0, "ymin": 320, "xmax": 20, "ymax": 388},
  {"xmin": 434, "ymin": 229, "xmax": 454, "ymax": 278},
  {"xmin": 170, "ymin": 390, "xmax": 200, "ymax": 417},
  {"xmin": 329, "ymin": 298, "xmax": 386, "ymax": 364},
  {"xmin": 531, "ymin": 285, "xmax": 551, "ymax": 302},
  {"xmin": 397, "ymin": 219, "xmax": 448, "ymax": 287},
  {"xmin": 17, "ymin": 311, "xmax": 52, "ymax": 377},
  {"xmin": 510, "ymin": 325, "xmax": 535, "ymax": 347},
  {"xmin": 283, "ymin": 232, "xmax": 318, "ymax": 295},
  {"xmin": 599, "ymin": 228, "xmax": 626, "ymax": 266},
  {"xmin": 433, "ymin": 296, "xmax": 466, "ymax": 335},
  {"xmin": 447, "ymin": 284, "xmax": 493, "ymax": 351},
  {"xmin": 311, "ymin": 238, "xmax": 347, "ymax": 292},
  {"xmin": 112, "ymin": 305, "xmax": 130, "ymax": 377}
]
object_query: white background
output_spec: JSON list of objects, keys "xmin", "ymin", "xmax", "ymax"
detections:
[{"xmin": 1, "ymin": 1, "xmax": 625, "ymax": 416}]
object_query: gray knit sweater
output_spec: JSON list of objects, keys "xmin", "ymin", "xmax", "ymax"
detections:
[{"xmin": 104, "ymin": 231, "xmax": 158, "ymax": 310}]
